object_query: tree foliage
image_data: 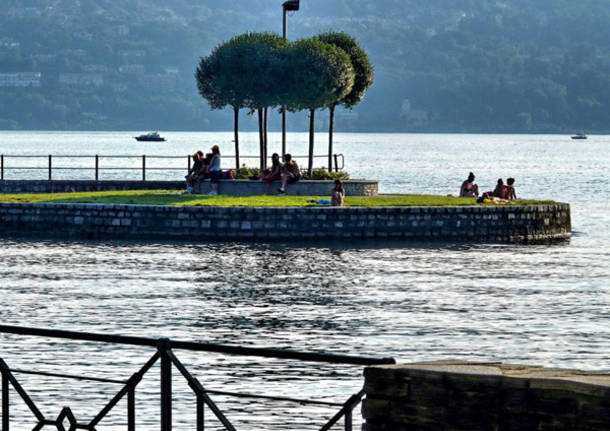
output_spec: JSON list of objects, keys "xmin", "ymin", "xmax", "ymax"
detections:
[{"xmin": 316, "ymin": 31, "xmax": 373, "ymax": 109}]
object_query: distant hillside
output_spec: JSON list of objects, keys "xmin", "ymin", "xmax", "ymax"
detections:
[{"xmin": 1, "ymin": 0, "xmax": 610, "ymax": 132}]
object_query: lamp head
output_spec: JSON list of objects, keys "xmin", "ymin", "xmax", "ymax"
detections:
[{"xmin": 283, "ymin": 0, "xmax": 300, "ymax": 11}]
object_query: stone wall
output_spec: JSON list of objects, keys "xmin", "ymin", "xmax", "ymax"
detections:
[
  {"xmin": 0, "ymin": 202, "xmax": 571, "ymax": 243},
  {"xmin": 362, "ymin": 360, "xmax": 610, "ymax": 431},
  {"xmin": 0, "ymin": 179, "xmax": 378, "ymax": 197}
]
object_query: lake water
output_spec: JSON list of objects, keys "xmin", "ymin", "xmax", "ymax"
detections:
[{"xmin": 0, "ymin": 132, "xmax": 609, "ymax": 430}]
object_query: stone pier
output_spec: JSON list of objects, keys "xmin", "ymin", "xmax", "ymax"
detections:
[{"xmin": 363, "ymin": 360, "xmax": 610, "ymax": 430}]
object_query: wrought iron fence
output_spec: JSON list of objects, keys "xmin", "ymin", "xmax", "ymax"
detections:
[
  {"xmin": 0, "ymin": 154, "xmax": 345, "ymax": 181},
  {"xmin": 0, "ymin": 325, "xmax": 393, "ymax": 431}
]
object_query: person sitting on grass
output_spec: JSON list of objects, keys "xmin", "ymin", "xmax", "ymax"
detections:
[
  {"xmin": 278, "ymin": 153, "xmax": 300, "ymax": 195},
  {"xmin": 331, "ymin": 179, "xmax": 345, "ymax": 206},
  {"xmin": 491, "ymin": 178, "xmax": 506, "ymax": 198},
  {"xmin": 185, "ymin": 151, "xmax": 204, "ymax": 194},
  {"xmin": 460, "ymin": 172, "xmax": 479, "ymax": 197},
  {"xmin": 208, "ymin": 145, "xmax": 221, "ymax": 196},
  {"xmin": 505, "ymin": 177, "xmax": 517, "ymax": 200}
]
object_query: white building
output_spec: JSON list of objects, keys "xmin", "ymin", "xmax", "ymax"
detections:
[
  {"xmin": 0, "ymin": 72, "xmax": 41, "ymax": 88},
  {"xmin": 59, "ymin": 73, "xmax": 104, "ymax": 87}
]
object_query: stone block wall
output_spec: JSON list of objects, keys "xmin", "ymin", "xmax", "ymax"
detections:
[
  {"xmin": 0, "ymin": 203, "xmax": 570, "ymax": 243},
  {"xmin": 0, "ymin": 179, "xmax": 378, "ymax": 197},
  {"xmin": 363, "ymin": 360, "xmax": 610, "ymax": 431}
]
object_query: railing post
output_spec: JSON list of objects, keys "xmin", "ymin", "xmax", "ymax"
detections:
[
  {"xmin": 142, "ymin": 155, "xmax": 146, "ymax": 181},
  {"xmin": 48, "ymin": 155, "xmax": 52, "ymax": 181},
  {"xmin": 95, "ymin": 155, "xmax": 99, "ymax": 181},
  {"xmin": 2, "ymin": 366, "xmax": 9, "ymax": 431},
  {"xmin": 334, "ymin": 154, "xmax": 339, "ymax": 173},
  {"xmin": 128, "ymin": 385, "xmax": 135, "ymax": 431},
  {"xmin": 1, "ymin": 155, "xmax": 4, "ymax": 181},
  {"xmin": 187, "ymin": 155, "xmax": 191, "ymax": 176},
  {"xmin": 196, "ymin": 394, "xmax": 204, "ymax": 431},
  {"xmin": 345, "ymin": 409, "xmax": 352, "ymax": 431},
  {"xmin": 158, "ymin": 339, "xmax": 172, "ymax": 431}
]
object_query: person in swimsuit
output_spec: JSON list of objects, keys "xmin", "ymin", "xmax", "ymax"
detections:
[
  {"xmin": 505, "ymin": 177, "xmax": 517, "ymax": 200},
  {"xmin": 460, "ymin": 172, "xmax": 479, "ymax": 197},
  {"xmin": 492, "ymin": 179, "xmax": 506, "ymax": 198},
  {"xmin": 331, "ymin": 179, "xmax": 345, "ymax": 206}
]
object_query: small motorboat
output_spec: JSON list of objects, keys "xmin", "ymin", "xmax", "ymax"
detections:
[
  {"xmin": 571, "ymin": 133, "xmax": 587, "ymax": 140},
  {"xmin": 135, "ymin": 131, "xmax": 166, "ymax": 142}
]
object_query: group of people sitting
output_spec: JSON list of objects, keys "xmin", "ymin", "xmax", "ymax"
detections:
[
  {"xmin": 249, "ymin": 153, "xmax": 301, "ymax": 195},
  {"xmin": 184, "ymin": 146, "xmax": 345, "ymax": 205},
  {"xmin": 460, "ymin": 172, "xmax": 517, "ymax": 201},
  {"xmin": 185, "ymin": 145, "xmax": 223, "ymax": 195}
]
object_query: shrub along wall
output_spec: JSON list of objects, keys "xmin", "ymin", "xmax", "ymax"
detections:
[
  {"xmin": 0, "ymin": 202, "xmax": 570, "ymax": 243},
  {"xmin": 363, "ymin": 360, "xmax": 610, "ymax": 431}
]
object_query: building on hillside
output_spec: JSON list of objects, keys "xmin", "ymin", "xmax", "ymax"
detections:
[
  {"xmin": 59, "ymin": 73, "xmax": 104, "ymax": 87},
  {"xmin": 119, "ymin": 50, "xmax": 146, "ymax": 59},
  {"xmin": 73, "ymin": 31, "xmax": 93, "ymax": 41},
  {"xmin": 0, "ymin": 38, "xmax": 20, "ymax": 49},
  {"xmin": 0, "ymin": 72, "xmax": 41, "ymax": 88},
  {"xmin": 114, "ymin": 25, "xmax": 130, "ymax": 36},
  {"xmin": 82, "ymin": 64, "xmax": 108, "ymax": 73},
  {"xmin": 139, "ymin": 73, "xmax": 178, "ymax": 90},
  {"xmin": 30, "ymin": 54, "xmax": 57, "ymax": 62},
  {"xmin": 119, "ymin": 64, "xmax": 145, "ymax": 75},
  {"xmin": 111, "ymin": 83, "xmax": 128, "ymax": 93}
]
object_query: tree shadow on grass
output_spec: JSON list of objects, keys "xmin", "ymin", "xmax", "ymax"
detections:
[{"xmin": 49, "ymin": 193, "xmax": 214, "ymax": 206}]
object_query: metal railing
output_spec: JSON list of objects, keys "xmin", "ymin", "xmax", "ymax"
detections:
[
  {"xmin": 0, "ymin": 154, "xmax": 345, "ymax": 181},
  {"xmin": 0, "ymin": 325, "xmax": 393, "ymax": 431}
]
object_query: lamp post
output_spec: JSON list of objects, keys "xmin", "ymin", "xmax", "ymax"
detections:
[{"xmin": 281, "ymin": 0, "xmax": 299, "ymax": 156}]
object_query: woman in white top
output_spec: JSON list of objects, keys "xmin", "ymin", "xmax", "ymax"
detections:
[{"xmin": 208, "ymin": 145, "xmax": 221, "ymax": 195}]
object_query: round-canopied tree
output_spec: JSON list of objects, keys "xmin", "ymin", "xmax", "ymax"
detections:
[
  {"xmin": 284, "ymin": 38, "xmax": 355, "ymax": 177},
  {"xmin": 316, "ymin": 31, "xmax": 374, "ymax": 171},
  {"xmin": 196, "ymin": 40, "xmax": 248, "ymax": 170},
  {"xmin": 235, "ymin": 32, "xmax": 287, "ymax": 170},
  {"xmin": 196, "ymin": 32, "xmax": 287, "ymax": 170}
]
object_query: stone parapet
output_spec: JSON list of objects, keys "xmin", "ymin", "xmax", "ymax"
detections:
[
  {"xmin": 0, "ymin": 179, "xmax": 379, "ymax": 197},
  {"xmin": 0, "ymin": 203, "xmax": 570, "ymax": 243},
  {"xmin": 363, "ymin": 360, "xmax": 610, "ymax": 431}
]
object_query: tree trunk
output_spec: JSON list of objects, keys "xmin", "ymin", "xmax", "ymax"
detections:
[
  {"xmin": 328, "ymin": 104, "xmax": 335, "ymax": 172},
  {"xmin": 308, "ymin": 108, "xmax": 315, "ymax": 178},
  {"xmin": 257, "ymin": 108, "xmax": 264, "ymax": 172},
  {"xmin": 233, "ymin": 106, "xmax": 240, "ymax": 171},
  {"xmin": 263, "ymin": 107, "xmax": 268, "ymax": 169}
]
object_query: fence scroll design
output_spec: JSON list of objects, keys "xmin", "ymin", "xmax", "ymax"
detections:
[{"xmin": 0, "ymin": 325, "xmax": 394, "ymax": 431}]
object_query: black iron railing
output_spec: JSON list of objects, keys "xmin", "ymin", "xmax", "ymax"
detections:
[
  {"xmin": 0, "ymin": 154, "xmax": 345, "ymax": 181},
  {"xmin": 0, "ymin": 325, "xmax": 393, "ymax": 431}
]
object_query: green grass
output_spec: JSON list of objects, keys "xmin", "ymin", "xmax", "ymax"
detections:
[{"xmin": 0, "ymin": 190, "xmax": 554, "ymax": 207}]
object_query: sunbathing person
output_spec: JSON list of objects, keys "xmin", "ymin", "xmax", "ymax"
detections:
[
  {"xmin": 491, "ymin": 178, "xmax": 506, "ymax": 198},
  {"xmin": 278, "ymin": 153, "xmax": 301, "ymax": 195},
  {"xmin": 460, "ymin": 172, "xmax": 479, "ymax": 197},
  {"xmin": 505, "ymin": 177, "xmax": 517, "ymax": 200},
  {"xmin": 331, "ymin": 179, "xmax": 345, "ymax": 206}
]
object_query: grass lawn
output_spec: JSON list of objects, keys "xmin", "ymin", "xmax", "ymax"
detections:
[{"xmin": 0, "ymin": 190, "xmax": 554, "ymax": 207}]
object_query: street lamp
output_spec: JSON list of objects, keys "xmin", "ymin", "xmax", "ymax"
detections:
[{"xmin": 281, "ymin": 0, "xmax": 299, "ymax": 156}]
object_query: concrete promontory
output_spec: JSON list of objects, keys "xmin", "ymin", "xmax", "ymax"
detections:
[
  {"xmin": 0, "ymin": 179, "xmax": 379, "ymax": 197},
  {"xmin": 363, "ymin": 360, "xmax": 610, "ymax": 431},
  {"xmin": 0, "ymin": 202, "xmax": 570, "ymax": 243}
]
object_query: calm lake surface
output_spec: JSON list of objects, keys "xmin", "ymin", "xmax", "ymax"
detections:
[{"xmin": 0, "ymin": 132, "xmax": 609, "ymax": 430}]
